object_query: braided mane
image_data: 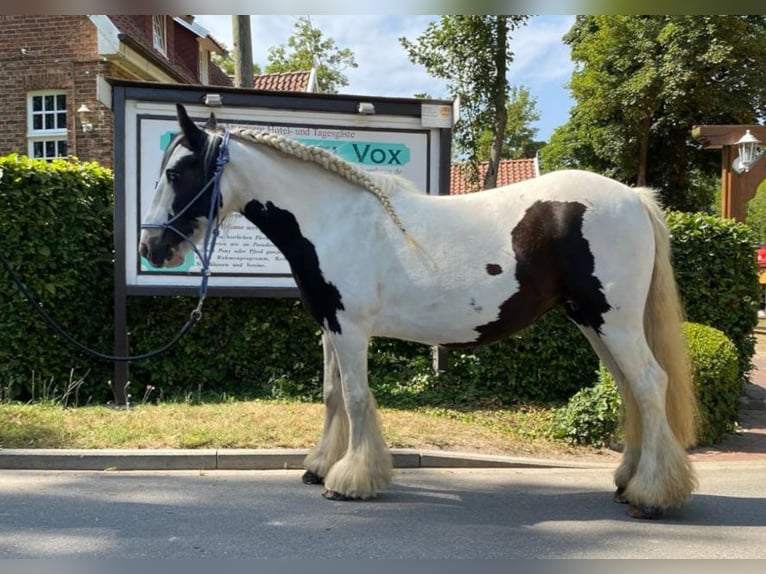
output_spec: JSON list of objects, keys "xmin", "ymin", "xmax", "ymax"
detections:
[{"xmin": 227, "ymin": 127, "xmax": 409, "ymax": 237}]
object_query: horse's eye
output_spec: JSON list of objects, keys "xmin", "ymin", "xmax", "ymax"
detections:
[{"xmin": 166, "ymin": 169, "xmax": 180, "ymax": 183}]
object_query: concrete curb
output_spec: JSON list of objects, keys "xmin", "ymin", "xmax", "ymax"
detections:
[{"xmin": 0, "ymin": 448, "xmax": 613, "ymax": 472}]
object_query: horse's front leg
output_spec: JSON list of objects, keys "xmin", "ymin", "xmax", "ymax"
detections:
[
  {"xmin": 303, "ymin": 331, "xmax": 348, "ymax": 485},
  {"xmin": 321, "ymin": 326, "xmax": 393, "ymax": 500}
]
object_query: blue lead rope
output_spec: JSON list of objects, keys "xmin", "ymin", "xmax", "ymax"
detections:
[
  {"xmin": 142, "ymin": 129, "xmax": 231, "ymax": 319},
  {"xmin": 0, "ymin": 130, "xmax": 232, "ymax": 363},
  {"xmin": 194, "ymin": 129, "xmax": 231, "ymax": 316}
]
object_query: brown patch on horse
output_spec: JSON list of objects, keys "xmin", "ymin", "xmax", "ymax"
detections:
[{"xmin": 445, "ymin": 200, "xmax": 611, "ymax": 348}]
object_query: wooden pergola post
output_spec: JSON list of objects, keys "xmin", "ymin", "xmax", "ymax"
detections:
[{"xmin": 692, "ymin": 124, "xmax": 766, "ymax": 221}]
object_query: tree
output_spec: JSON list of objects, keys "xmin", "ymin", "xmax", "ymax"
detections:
[
  {"xmin": 265, "ymin": 16, "xmax": 357, "ymax": 94},
  {"xmin": 544, "ymin": 16, "xmax": 766, "ymax": 211},
  {"xmin": 746, "ymin": 181, "xmax": 766, "ymax": 243},
  {"xmin": 400, "ymin": 15, "xmax": 529, "ymax": 189},
  {"xmin": 476, "ymin": 86, "xmax": 542, "ymax": 161},
  {"xmin": 211, "ymin": 51, "xmax": 261, "ymax": 77}
]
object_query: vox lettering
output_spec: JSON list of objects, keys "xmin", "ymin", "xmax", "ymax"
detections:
[
  {"xmin": 351, "ymin": 144, "xmax": 407, "ymax": 165},
  {"xmin": 296, "ymin": 138, "xmax": 410, "ymax": 167}
]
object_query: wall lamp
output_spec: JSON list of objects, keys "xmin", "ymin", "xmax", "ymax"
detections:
[
  {"xmin": 77, "ymin": 104, "xmax": 93, "ymax": 133},
  {"xmin": 203, "ymin": 93, "xmax": 223, "ymax": 106},
  {"xmin": 732, "ymin": 129, "xmax": 764, "ymax": 174},
  {"xmin": 357, "ymin": 102, "xmax": 375, "ymax": 115}
]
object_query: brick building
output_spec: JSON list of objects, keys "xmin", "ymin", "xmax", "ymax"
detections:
[{"xmin": 0, "ymin": 15, "xmax": 232, "ymax": 168}]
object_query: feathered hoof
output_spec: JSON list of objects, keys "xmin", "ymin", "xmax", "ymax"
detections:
[
  {"xmin": 613, "ymin": 487, "xmax": 629, "ymax": 504},
  {"xmin": 627, "ymin": 504, "xmax": 665, "ymax": 519},
  {"xmin": 322, "ymin": 489, "xmax": 355, "ymax": 501},
  {"xmin": 302, "ymin": 470, "xmax": 324, "ymax": 485}
]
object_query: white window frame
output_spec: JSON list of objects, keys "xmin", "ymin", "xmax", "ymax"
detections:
[
  {"xmin": 152, "ymin": 15, "xmax": 167, "ymax": 56},
  {"xmin": 198, "ymin": 45, "xmax": 210, "ymax": 85},
  {"xmin": 27, "ymin": 90, "xmax": 69, "ymax": 160}
]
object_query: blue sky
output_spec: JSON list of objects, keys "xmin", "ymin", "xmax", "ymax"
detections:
[{"xmin": 194, "ymin": 15, "xmax": 576, "ymax": 142}]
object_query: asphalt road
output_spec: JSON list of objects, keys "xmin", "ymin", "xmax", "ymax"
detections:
[{"xmin": 0, "ymin": 462, "xmax": 764, "ymax": 559}]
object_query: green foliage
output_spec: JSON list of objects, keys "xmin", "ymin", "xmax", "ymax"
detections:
[
  {"xmin": 683, "ymin": 322, "xmax": 741, "ymax": 444},
  {"xmin": 0, "ymin": 154, "xmax": 115, "ymax": 403},
  {"xmin": 126, "ymin": 297, "xmax": 324, "ymax": 403},
  {"xmin": 370, "ymin": 309, "xmax": 598, "ymax": 409},
  {"xmin": 0, "ymin": 156, "xmax": 757, "ymax": 422},
  {"xmin": 549, "ymin": 323, "xmax": 741, "ymax": 447},
  {"xmin": 400, "ymin": 15, "xmax": 529, "ymax": 185},
  {"xmin": 545, "ymin": 15, "xmax": 766, "ymax": 211},
  {"xmin": 475, "ymin": 86, "xmax": 542, "ymax": 161},
  {"xmin": 666, "ymin": 211, "xmax": 759, "ymax": 382},
  {"xmin": 211, "ymin": 51, "xmax": 261, "ymax": 77},
  {"xmin": 745, "ymin": 180, "xmax": 766, "ymax": 244},
  {"xmin": 266, "ymin": 16, "xmax": 357, "ymax": 94},
  {"xmin": 548, "ymin": 364, "xmax": 621, "ymax": 447}
]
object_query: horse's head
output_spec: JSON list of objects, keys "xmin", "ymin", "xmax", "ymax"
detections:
[{"xmin": 138, "ymin": 103, "xmax": 223, "ymax": 268}]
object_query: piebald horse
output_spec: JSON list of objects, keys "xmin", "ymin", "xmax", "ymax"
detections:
[{"xmin": 139, "ymin": 104, "xmax": 697, "ymax": 519}]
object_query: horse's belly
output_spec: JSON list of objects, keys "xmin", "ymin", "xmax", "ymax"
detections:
[{"xmin": 371, "ymin": 283, "xmax": 552, "ymax": 348}]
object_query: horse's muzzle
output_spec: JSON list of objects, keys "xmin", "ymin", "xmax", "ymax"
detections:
[{"xmin": 139, "ymin": 233, "xmax": 184, "ymax": 268}]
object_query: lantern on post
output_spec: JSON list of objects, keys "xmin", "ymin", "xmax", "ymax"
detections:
[{"xmin": 732, "ymin": 129, "xmax": 763, "ymax": 173}]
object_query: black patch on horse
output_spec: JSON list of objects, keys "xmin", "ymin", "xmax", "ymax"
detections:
[
  {"xmin": 146, "ymin": 128, "xmax": 222, "ymax": 265},
  {"xmin": 486, "ymin": 263, "xmax": 503, "ymax": 276},
  {"xmin": 445, "ymin": 200, "xmax": 611, "ymax": 348},
  {"xmin": 241, "ymin": 200, "xmax": 345, "ymax": 334}
]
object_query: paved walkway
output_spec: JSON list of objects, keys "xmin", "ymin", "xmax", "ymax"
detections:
[{"xmin": 688, "ymin": 332, "xmax": 766, "ymax": 461}]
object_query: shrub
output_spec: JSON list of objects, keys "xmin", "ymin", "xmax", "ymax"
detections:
[
  {"xmin": 549, "ymin": 322, "xmax": 741, "ymax": 447},
  {"xmin": 684, "ymin": 322, "xmax": 741, "ymax": 445},
  {"xmin": 0, "ymin": 155, "xmax": 757, "ymax": 413},
  {"xmin": 548, "ymin": 364, "xmax": 621, "ymax": 447},
  {"xmin": 0, "ymin": 154, "xmax": 115, "ymax": 403},
  {"xmin": 666, "ymin": 211, "xmax": 759, "ymax": 383},
  {"xmin": 126, "ymin": 297, "xmax": 325, "ymax": 402},
  {"xmin": 437, "ymin": 309, "xmax": 598, "ymax": 405}
]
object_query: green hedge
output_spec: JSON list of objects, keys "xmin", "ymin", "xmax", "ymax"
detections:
[
  {"xmin": 0, "ymin": 156, "xmax": 759, "ymax": 412},
  {"xmin": 684, "ymin": 322, "xmax": 741, "ymax": 445},
  {"xmin": 0, "ymin": 155, "xmax": 114, "ymax": 403},
  {"xmin": 549, "ymin": 322, "xmax": 741, "ymax": 447},
  {"xmin": 125, "ymin": 297, "xmax": 324, "ymax": 402},
  {"xmin": 548, "ymin": 364, "xmax": 621, "ymax": 448},
  {"xmin": 369, "ymin": 309, "xmax": 597, "ymax": 409},
  {"xmin": 666, "ymin": 211, "xmax": 759, "ymax": 383}
]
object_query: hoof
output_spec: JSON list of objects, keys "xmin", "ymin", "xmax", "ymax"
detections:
[
  {"xmin": 302, "ymin": 470, "xmax": 324, "ymax": 485},
  {"xmin": 627, "ymin": 504, "xmax": 665, "ymax": 519},
  {"xmin": 322, "ymin": 489, "xmax": 354, "ymax": 501},
  {"xmin": 613, "ymin": 487, "xmax": 629, "ymax": 504}
]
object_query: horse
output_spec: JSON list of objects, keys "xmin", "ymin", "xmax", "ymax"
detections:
[{"xmin": 139, "ymin": 103, "xmax": 698, "ymax": 519}]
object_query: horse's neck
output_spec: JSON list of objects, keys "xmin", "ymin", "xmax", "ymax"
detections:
[{"xmin": 227, "ymin": 139, "xmax": 360, "ymax": 219}]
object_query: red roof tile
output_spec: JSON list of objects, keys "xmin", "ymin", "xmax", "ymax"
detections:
[
  {"xmin": 450, "ymin": 158, "xmax": 539, "ymax": 195},
  {"xmin": 253, "ymin": 70, "xmax": 315, "ymax": 92}
]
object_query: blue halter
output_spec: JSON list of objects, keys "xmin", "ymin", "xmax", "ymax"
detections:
[{"xmin": 141, "ymin": 129, "xmax": 231, "ymax": 312}]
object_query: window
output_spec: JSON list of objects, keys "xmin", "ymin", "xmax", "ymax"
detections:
[
  {"xmin": 27, "ymin": 91, "xmax": 68, "ymax": 160},
  {"xmin": 199, "ymin": 46, "xmax": 210, "ymax": 84},
  {"xmin": 152, "ymin": 15, "xmax": 167, "ymax": 55}
]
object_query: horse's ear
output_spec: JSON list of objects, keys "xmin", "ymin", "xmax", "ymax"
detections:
[
  {"xmin": 204, "ymin": 112, "xmax": 217, "ymax": 130},
  {"xmin": 176, "ymin": 103, "xmax": 206, "ymax": 151}
]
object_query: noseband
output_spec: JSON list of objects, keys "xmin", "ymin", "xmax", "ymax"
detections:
[{"xmin": 141, "ymin": 129, "xmax": 230, "ymax": 304}]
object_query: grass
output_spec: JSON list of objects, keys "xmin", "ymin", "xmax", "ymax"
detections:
[{"xmin": 0, "ymin": 399, "xmax": 619, "ymax": 462}]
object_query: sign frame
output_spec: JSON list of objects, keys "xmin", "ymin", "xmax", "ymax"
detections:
[{"xmin": 107, "ymin": 79, "xmax": 454, "ymax": 401}]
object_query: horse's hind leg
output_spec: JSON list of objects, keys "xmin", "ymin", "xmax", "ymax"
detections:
[
  {"xmin": 599, "ymin": 329, "xmax": 695, "ymax": 518},
  {"xmin": 577, "ymin": 327, "xmax": 640, "ymax": 503},
  {"xmin": 303, "ymin": 332, "xmax": 349, "ymax": 485},
  {"xmin": 321, "ymin": 325, "xmax": 393, "ymax": 500}
]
